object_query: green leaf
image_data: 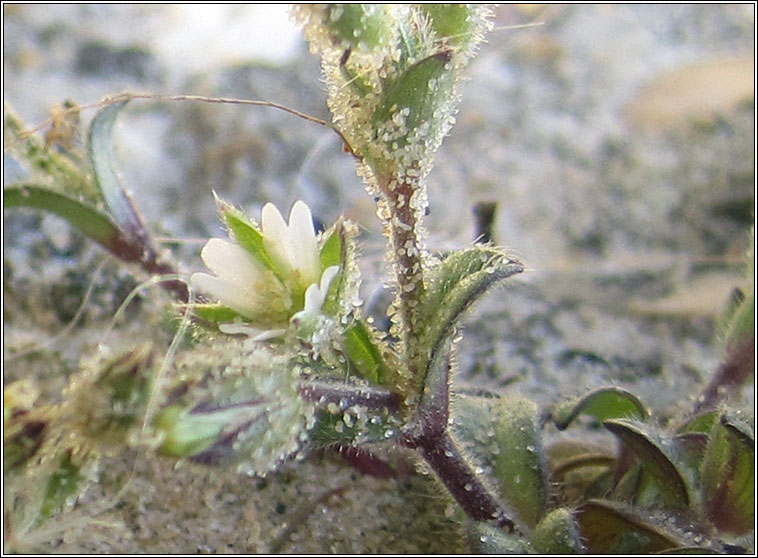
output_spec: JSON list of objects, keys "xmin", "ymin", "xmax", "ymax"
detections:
[
  {"xmin": 701, "ymin": 414, "xmax": 754, "ymax": 535},
  {"xmin": 80, "ymin": 343, "xmax": 153, "ymax": 442},
  {"xmin": 214, "ymin": 194, "xmax": 277, "ymax": 274},
  {"xmin": 604, "ymin": 419, "xmax": 690, "ymax": 508},
  {"xmin": 723, "ymin": 289, "xmax": 754, "ymax": 352},
  {"xmin": 88, "ymin": 101, "xmax": 147, "ymax": 240},
  {"xmin": 654, "ymin": 548, "xmax": 721, "ymax": 555},
  {"xmin": 3, "ymin": 410, "xmax": 49, "ymax": 472},
  {"xmin": 452, "ymin": 395, "xmax": 549, "ymax": 528},
  {"xmin": 530, "ymin": 508, "xmax": 585, "ymax": 554},
  {"xmin": 547, "ymin": 440, "xmax": 616, "ymax": 503},
  {"xmin": 551, "ymin": 387, "xmax": 648, "ymax": 430},
  {"xmin": 4, "ymin": 184, "xmax": 141, "ymax": 261},
  {"xmin": 416, "ymin": 246, "xmax": 523, "ymax": 392},
  {"xmin": 576, "ymin": 499, "xmax": 685, "ymax": 554}
]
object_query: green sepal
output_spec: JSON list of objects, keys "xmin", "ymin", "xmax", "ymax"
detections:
[
  {"xmin": 530, "ymin": 507, "xmax": 585, "ymax": 554},
  {"xmin": 214, "ymin": 193, "xmax": 277, "ymax": 274},
  {"xmin": 701, "ymin": 414, "xmax": 754, "ymax": 535},
  {"xmin": 343, "ymin": 320, "xmax": 387, "ymax": 383},
  {"xmin": 307, "ymin": 406, "xmax": 398, "ymax": 448},
  {"xmin": 551, "ymin": 387, "xmax": 648, "ymax": 430},
  {"xmin": 153, "ymin": 405, "xmax": 221, "ymax": 457},
  {"xmin": 604, "ymin": 418, "xmax": 690, "ymax": 508},
  {"xmin": 451, "ymin": 394, "xmax": 549, "ymax": 528},
  {"xmin": 319, "ymin": 218, "xmax": 357, "ymax": 318},
  {"xmin": 152, "ymin": 342, "xmax": 312, "ymax": 474},
  {"xmin": 319, "ymin": 222, "xmax": 343, "ymax": 270}
]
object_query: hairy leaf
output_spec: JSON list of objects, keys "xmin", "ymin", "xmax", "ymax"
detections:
[
  {"xmin": 40, "ymin": 451, "xmax": 83, "ymax": 521},
  {"xmin": 417, "ymin": 246, "xmax": 523, "ymax": 393},
  {"xmin": 452, "ymin": 395, "xmax": 548, "ymax": 528},
  {"xmin": 604, "ymin": 419, "xmax": 690, "ymax": 508},
  {"xmin": 551, "ymin": 387, "xmax": 648, "ymax": 430}
]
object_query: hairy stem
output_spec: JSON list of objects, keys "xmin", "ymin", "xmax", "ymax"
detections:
[
  {"xmin": 298, "ymin": 379, "xmax": 402, "ymax": 413},
  {"xmin": 378, "ymin": 174, "xmax": 426, "ymax": 369},
  {"xmin": 402, "ymin": 354, "xmax": 515, "ymax": 531},
  {"xmin": 416, "ymin": 432, "xmax": 515, "ymax": 531}
]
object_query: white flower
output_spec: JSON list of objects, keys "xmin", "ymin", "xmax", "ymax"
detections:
[{"xmin": 190, "ymin": 201, "xmax": 339, "ymax": 338}]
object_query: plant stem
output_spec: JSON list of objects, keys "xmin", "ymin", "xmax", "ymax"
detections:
[
  {"xmin": 378, "ymin": 174, "xmax": 426, "ymax": 370},
  {"xmin": 401, "ymin": 353, "xmax": 516, "ymax": 531},
  {"xmin": 415, "ymin": 432, "xmax": 515, "ymax": 531},
  {"xmin": 298, "ymin": 379, "xmax": 402, "ymax": 413},
  {"xmin": 693, "ymin": 336, "xmax": 755, "ymax": 415}
]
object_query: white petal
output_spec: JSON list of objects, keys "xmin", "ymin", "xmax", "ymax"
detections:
[
  {"xmin": 319, "ymin": 265, "xmax": 340, "ymax": 294},
  {"xmin": 302, "ymin": 282, "xmax": 324, "ymax": 314},
  {"xmin": 261, "ymin": 203, "xmax": 288, "ymax": 249},
  {"xmin": 200, "ymin": 238, "xmax": 265, "ymax": 289},
  {"xmin": 289, "ymin": 201, "xmax": 320, "ymax": 283},
  {"xmin": 302, "ymin": 265, "xmax": 340, "ymax": 314},
  {"xmin": 190, "ymin": 273, "xmax": 261, "ymax": 318}
]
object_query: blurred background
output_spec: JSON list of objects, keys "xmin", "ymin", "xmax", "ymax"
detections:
[{"xmin": 2, "ymin": 5, "xmax": 755, "ymax": 552}]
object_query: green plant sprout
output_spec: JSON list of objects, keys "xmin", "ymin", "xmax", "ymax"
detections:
[{"xmin": 3, "ymin": 5, "xmax": 754, "ymax": 554}]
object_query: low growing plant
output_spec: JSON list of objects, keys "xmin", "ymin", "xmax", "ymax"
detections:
[{"xmin": 4, "ymin": 5, "xmax": 754, "ymax": 554}]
